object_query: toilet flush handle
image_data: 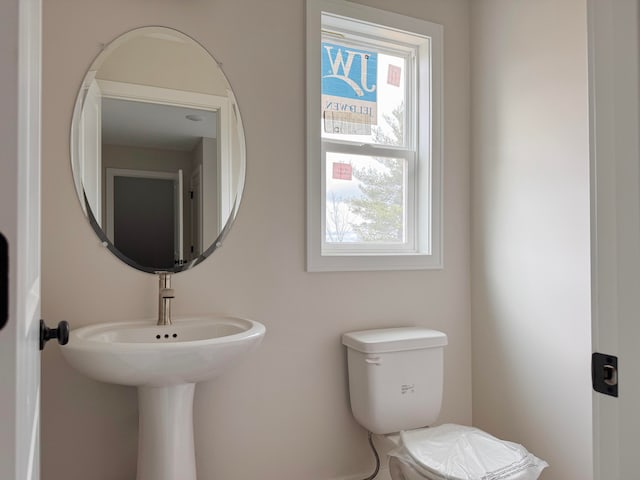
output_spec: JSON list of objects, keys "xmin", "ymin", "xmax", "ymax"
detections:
[{"xmin": 365, "ymin": 356, "xmax": 381, "ymax": 366}]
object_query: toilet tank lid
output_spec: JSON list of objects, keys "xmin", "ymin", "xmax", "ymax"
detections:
[{"xmin": 342, "ymin": 327, "xmax": 448, "ymax": 353}]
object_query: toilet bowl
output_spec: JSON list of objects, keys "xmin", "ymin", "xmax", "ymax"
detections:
[
  {"xmin": 342, "ymin": 328, "xmax": 548, "ymax": 480},
  {"xmin": 385, "ymin": 424, "xmax": 547, "ymax": 480}
]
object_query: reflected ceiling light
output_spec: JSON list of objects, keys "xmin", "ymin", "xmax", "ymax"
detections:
[{"xmin": 185, "ymin": 114, "xmax": 205, "ymax": 122}]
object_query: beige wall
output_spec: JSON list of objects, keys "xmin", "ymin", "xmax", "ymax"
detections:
[
  {"xmin": 41, "ymin": 1, "xmax": 471, "ymax": 479},
  {"xmin": 470, "ymin": 1, "xmax": 592, "ymax": 479}
]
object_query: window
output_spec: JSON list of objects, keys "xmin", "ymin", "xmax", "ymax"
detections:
[{"xmin": 306, "ymin": 0, "xmax": 443, "ymax": 271}]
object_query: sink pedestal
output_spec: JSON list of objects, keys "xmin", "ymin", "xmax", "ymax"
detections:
[
  {"xmin": 59, "ymin": 316, "xmax": 266, "ymax": 480},
  {"xmin": 137, "ymin": 383, "xmax": 197, "ymax": 480}
]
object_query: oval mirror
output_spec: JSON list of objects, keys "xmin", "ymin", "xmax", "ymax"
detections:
[{"xmin": 71, "ymin": 26, "xmax": 246, "ymax": 273}]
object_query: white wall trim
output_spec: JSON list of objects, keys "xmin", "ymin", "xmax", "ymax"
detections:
[
  {"xmin": 329, "ymin": 467, "xmax": 390, "ymax": 480},
  {"xmin": 305, "ymin": 0, "xmax": 443, "ymax": 272},
  {"xmin": 97, "ymin": 79, "xmax": 228, "ymax": 112},
  {"xmin": 588, "ymin": 0, "xmax": 640, "ymax": 478}
]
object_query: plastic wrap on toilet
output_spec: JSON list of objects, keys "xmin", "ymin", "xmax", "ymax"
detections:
[{"xmin": 387, "ymin": 424, "xmax": 548, "ymax": 480}]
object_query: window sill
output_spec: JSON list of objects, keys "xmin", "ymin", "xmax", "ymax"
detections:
[{"xmin": 306, "ymin": 251, "xmax": 443, "ymax": 272}]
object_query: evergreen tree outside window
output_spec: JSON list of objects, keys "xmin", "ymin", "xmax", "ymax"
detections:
[{"xmin": 306, "ymin": 0, "xmax": 443, "ymax": 271}]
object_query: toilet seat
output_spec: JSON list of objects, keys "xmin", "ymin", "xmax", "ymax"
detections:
[{"xmin": 393, "ymin": 424, "xmax": 546, "ymax": 480}]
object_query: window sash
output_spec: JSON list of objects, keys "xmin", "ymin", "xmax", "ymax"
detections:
[
  {"xmin": 320, "ymin": 29, "xmax": 417, "ymax": 151},
  {"xmin": 319, "ymin": 25, "xmax": 419, "ymax": 254},
  {"xmin": 321, "ymin": 144, "xmax": 418, "ymax": 254}
]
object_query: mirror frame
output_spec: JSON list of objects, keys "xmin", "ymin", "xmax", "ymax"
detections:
[{"xmin": 70, "ymin": 26, "xmax": 246, "ymax": 274}]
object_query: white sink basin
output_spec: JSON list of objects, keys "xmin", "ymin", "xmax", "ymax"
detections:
[
  {"xmin": 61, "ymin": 315, "xmax": 265, "ymax": 387},
  {"xmin": 60, "ymin": 315, "xmax": 265, "ymax": 480}
]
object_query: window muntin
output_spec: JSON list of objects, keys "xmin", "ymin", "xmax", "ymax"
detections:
[{"xmin": 306, "ymin": 0, "xmax": 443, "ymax": 271}]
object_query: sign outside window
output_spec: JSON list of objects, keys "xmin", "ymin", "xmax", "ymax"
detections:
[{"xmin": 321, "ymin": 42, "xmax": 377, "ymax": 134}]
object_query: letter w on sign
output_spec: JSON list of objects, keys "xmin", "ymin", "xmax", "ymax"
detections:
[{"xmin": 321, "ymin": 42, "xmax": 378, "ymax": 128}]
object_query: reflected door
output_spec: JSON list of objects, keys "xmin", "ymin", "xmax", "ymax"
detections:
[
  {"xmin": 107, "ymin": 168, "xmax": 184, "ymax": 269},
  {"xmin": 113, "ymin": 176, "xmax": 175, "ymax": 269}
]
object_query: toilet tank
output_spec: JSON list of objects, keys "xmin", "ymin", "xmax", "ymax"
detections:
[{"xmin": 342, "ymin": 327, "xmax": 448, "ymax": 435}]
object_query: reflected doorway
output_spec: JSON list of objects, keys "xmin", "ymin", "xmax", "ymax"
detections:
[{"xmin": 106, "ymin": 168, "xmax": 184, "ymax": 268}]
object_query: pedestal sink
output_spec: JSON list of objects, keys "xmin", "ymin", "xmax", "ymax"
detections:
[{"xmin": 60, "ymin": 315, "xmax": 265, "ymax": 480}]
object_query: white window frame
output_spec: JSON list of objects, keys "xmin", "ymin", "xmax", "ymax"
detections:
[{"xmin": 306, "ymin": 0, "xmax": 443, "ymax": 272}]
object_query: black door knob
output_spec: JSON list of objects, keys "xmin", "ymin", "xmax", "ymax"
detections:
[{"xmin": 39, "ymin": 319, "xmax": 69, "ymax": 351}]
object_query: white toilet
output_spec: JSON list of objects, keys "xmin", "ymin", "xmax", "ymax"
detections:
[{"xmin": 342, "ymin": 327, "xmax": 548, "ymax": 480}]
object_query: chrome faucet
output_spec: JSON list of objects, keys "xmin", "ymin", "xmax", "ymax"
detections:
[{"xmin": 157, "ymin": 272, "xmax": 174, "ymax": 326}]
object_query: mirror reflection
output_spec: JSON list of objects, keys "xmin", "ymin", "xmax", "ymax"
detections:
[{"xmin": 71, "ymin": 27, "xmax": 245, "ymax": 273}]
